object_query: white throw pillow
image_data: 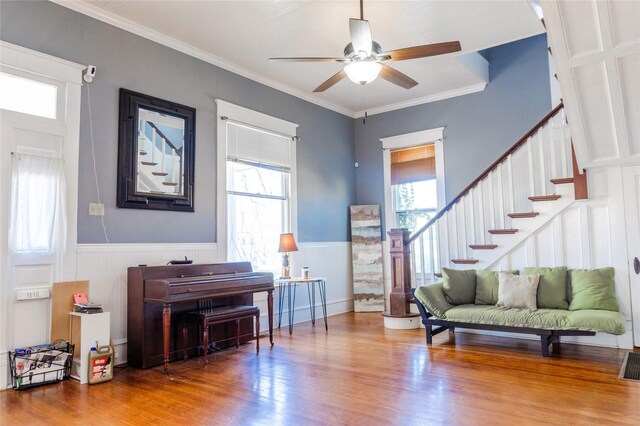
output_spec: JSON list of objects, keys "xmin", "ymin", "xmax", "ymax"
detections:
[{"xmin": 497, "ymin": 272, "xmax": 540, "ymax": 310}]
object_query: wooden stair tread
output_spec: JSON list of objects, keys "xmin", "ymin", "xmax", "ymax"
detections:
[
  {"xmin": 451, "ymin": 259, "xmax": 480, "ymax": 264},
  {"xmin": 434, "ymin": 273, "xmax": 442, "ymax": 278},
  {"xmin": 469, "ymin": 244, "xmax": 498, "ymax": 250},
  {"xmin": 551, "ymin": 177, "xmax": 574, "ymax": 184},
  {"xmin": 140, "ymin": 161, "xmax": 158, "ymax": 166},
  {"xmin": 488, "ymin": 229, "xmax": 518, "ymax": 235},
  {"xmin": 139, "ymin": 150, "xmax": 147, "ymax": 156},
  {"xmin": 152, "ymin": 172, "xmax": 169, "ymax": 176},
  {"xmin": 162, "ymin": 182, "xmax": 178, "ymax": 186},
  {"xmin": 508, "ymin": 212, "xmax": 540, "ymax": 219},
  {"xmin": 528, "ymin": 195, "xmax": 561, "ymax": 202}
]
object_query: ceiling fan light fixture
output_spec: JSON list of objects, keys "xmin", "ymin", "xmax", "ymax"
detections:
[{"xmin": 344, "ymin": 61, "xmax": 381, "ymax": 85}]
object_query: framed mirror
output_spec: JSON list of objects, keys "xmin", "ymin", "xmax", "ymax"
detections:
[{"xmin": 117, "ymin": 89, "xmax": 196, "ymax": 211}]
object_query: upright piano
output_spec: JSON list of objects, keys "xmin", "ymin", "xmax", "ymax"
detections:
[{"xmin": 127, "ymin": 262, "xmax": 274, "ymax": 372}]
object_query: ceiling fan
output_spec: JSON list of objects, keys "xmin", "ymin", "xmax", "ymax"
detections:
[{"xmin": 269, "ymin": 0, "xmax": 462, "ymax": 92}]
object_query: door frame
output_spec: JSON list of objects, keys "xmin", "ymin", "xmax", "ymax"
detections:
[
  {"xmin": 622, "ymin": 164, "xmax": 640, "ymax": 346},
  {"xmin": 0, "ymin": 41, "xmax": 83, "ymax": 388},
  {"xmin": 380, "ymin": 127, "xmax": 445, "ymax": 236}
]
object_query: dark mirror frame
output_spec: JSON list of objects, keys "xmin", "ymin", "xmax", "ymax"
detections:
[{"xmin": 117, "ymin": 88, "xmax": 196, "ymax": 212}]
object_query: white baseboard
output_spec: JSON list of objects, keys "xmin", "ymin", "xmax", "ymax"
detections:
[{"xmin": 0, "ymin": 351, "xmax": 9, "ymax": 390}]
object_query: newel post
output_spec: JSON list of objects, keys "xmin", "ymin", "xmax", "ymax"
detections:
[{"xmin": 388, "ymin": 228, "xmax": 413, "ymax": 316}]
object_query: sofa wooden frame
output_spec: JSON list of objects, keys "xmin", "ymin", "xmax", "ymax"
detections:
[{"xmin": 412, "ymin": 290, "xmax": 596, "ymax": 357}]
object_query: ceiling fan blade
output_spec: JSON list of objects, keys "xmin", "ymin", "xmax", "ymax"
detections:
[
  {"xmin": 379, "ymin": 64, "xmax": 418, "ymax": 89},
  {"xmin": 349, "ymin": 18, "xmax": 372, "ymax": 56},
  {"xmin": 313, "ymin": 70, "xmax": 347, "ymax": 92},
  {"xmin": 381, "ymin": 41, "xmax": 461, "ymax": 62},
  {"xmin": 269, "ymin": 57, "xmax": 347, "ymax": 63}
]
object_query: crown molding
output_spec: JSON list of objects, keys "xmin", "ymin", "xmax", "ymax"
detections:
[
  {"xmin": 51, "ymin": 0, "xmax": 355, "ymax": 117},
  {"xmin": 51, "ymin": 1, "xmax": 490, "ymax": 121},
  {"xmin": 353, "ymin": 83, "xmax": 487, "ymax": 118}
]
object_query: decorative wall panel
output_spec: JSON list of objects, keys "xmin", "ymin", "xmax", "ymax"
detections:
[{"xmin": 350, "ymin": 205, "xmax": 384, "ymax": 312}]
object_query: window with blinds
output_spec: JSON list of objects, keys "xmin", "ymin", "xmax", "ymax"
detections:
[
  {"xmin": 390, "ymin": 144, "xmax": 436, "ymax": 185},
  {"xmin": 391, "ymin": 144, "xmax": 438, "ymax": 233},
  {"xmin": 225, "ymin": 122, "xmax": 293, "ymax": 273}
]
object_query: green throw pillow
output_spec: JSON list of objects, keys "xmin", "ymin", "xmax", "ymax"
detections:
[
  {"xmin": 442, "ymin": 268, "xmax": 476, "ymax": 305},
  {"xmin": 569, "ymin": 267, "xmax": 619, "ymax": 311},
  {"xmin": 524, "ymin": 266, "xmax": 569, "ymax": 309},
  {"xmin": 475, "ymin": 270, "xmax": 519, "ymax": 305}
]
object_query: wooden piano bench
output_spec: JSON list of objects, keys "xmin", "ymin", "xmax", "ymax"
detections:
[{"xmin": 182, "ymin": 305, "xmax": 260, "ymax": 364}]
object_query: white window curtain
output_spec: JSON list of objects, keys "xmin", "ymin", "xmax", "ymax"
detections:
[{"xmin": 9, "ymin": 153, "xmax": 67, "ymax": 254}]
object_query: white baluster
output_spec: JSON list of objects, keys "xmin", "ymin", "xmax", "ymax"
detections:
[
  {"xmin": 468, "ymin": 189, "xmax": 475, "ymax": 249},
  {"xmin": 506, "ymin": 154, "xmax": 515, "ymax": 215},
  {"xmin": 478, "ymin": 180, "xmax": 486, "ymax": 244},
  {"xmin": 450, "ymin": 207, "xmax": 458, "ymax": 264},
  {"xmin": 442, "ymin": 210, "xmax": 457, "ymax": 268},
  {"xmin": 560, "ymin": 121, "xmax": 568, "ymax": 178},
  {"xmin": 419, "ymin": 233, "xmax": 426, "ymax": 286},
  {"xmin": 429, "ymin": 226, "xmax": 436, "ymax": 281},
  {"xmin": 410, "ymin": 240, "xmax": 417, "ymax": 289},
  {"xmin": 497, "ymin": 163, "xmax": 505, "ymax": 228},
  {"xmin": 488, "ymin": 172, "xmax": 496, "ymax": 232},
  {"xmin": 161, "ymin": 139, "xmax": 166, "ymax": 173},
  {"xmin": 526, "ymin": 138, "xmax": 534, "ymax": 196},
  {"xmin": 440, "ymin": 214, "xmax": 449, "ymax": 270},
  {"xmin": 538, "ymin": 128, "xmax": 547, "ymax": 194},
  {"xmin": 549, "ymin": 115, "xmax": 558, "ymax": 182},
  {"xmin": 172, "ymin": 152, "xmax": 178, "ymax": 184},
  {"xmin": 151, "ymin": 127, "xmax": 156, "ymax": 163}
]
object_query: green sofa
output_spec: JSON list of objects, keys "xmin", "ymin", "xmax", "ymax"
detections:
[{"xmin": 413, "ymin": 267, "xmax": 626, "ymax": 357}]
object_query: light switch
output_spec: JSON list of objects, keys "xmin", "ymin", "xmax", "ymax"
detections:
[{"xmin": 89, "ymin": 203, "xmax": 104, "ymax": 216}]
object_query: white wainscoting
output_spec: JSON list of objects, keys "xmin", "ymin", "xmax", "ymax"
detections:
[
  {"xmin": 491, "ymin": 165, "xmax": 633, "ymax": 348},
  {"xmin": 75, "ymin": 241, "xmax": 353, "ymax": 365},
  {"xmin": 75, "ymin": 243, "xmax": 218, "ymax": 365}
]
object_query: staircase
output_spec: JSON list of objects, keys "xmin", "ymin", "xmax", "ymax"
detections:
[{"xmin": 385, "ymin": 103, "xmax": 588, "ymax": 319}]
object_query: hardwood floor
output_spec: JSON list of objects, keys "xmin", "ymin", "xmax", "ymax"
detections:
[{"xmin": 1, "ymin": 312, "xmax": 638, "ymax": 425}]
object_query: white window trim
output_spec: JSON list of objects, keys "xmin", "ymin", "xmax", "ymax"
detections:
[
  {"xmin": 380, "ymin": 127, "xmax": 445, "ymax": 237},
  {"xmin": 215, "ymin": 99, "xmax": 299, "ymax": 262}
]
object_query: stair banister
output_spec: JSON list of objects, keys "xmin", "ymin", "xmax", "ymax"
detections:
[
  {"xmin": 407, "ymin": 102, "xmax": 565, "ymax": 245},
  {"xmin": 387, "ymin": 102, "xmax": 582, "ymax": 318}
]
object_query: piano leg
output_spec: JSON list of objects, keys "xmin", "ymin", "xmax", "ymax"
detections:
[
  {"xmin": 163, "ymin": 303, "xmax": 171, "ymax": 374},
  {"xmin": 267, "ymin": 289, "xmax": 274, "ymax": 346}
]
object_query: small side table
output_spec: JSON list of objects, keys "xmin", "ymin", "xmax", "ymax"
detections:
[
  {"xmin": 68, "ymin": 311, "xmax": 110, "ymax": 384},
  {"xmin": 276, "ymin": 277, "xmax": 328, "ymax": 335}
]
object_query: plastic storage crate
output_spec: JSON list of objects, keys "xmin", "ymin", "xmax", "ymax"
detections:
[{"xmin": 8, "ymin": 340, "xmax": 74, "ymax": 390}]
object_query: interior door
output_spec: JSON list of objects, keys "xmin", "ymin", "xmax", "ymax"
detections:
[{"xmin": 623, "ymin": 165, "xmax": 640, "ymax": 346}]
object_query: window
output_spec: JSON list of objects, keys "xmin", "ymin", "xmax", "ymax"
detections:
[
  {"xmin": 0, "ymin": 72, "xmax": 57, "ymax": 119},
  {"xmin": 9, "ymin": 153, "xmax": 67, "ymax": 253},
  {"xmin": 391, "ymin": 145, "xmax": 438, "ymax": 233},
  {"xmin": 227, "ymin": 160, "xmax": 289, "ymax": 272},
  {"xmin": 224, "ymin": 119, "xmax": 295, "ymax": 273},
  {"xmin": 393, "ymin": 179, "xmax": 437, "ymax": 232}
]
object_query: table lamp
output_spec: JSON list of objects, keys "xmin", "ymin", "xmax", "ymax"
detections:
[{"xmin": 278, "ymin": 233, "xmax": 298, "ymax": 278}]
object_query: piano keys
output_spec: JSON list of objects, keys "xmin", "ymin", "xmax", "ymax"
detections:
[{"xmin": 127, "ymin": 262, "xmax": 274, "ymax": 372}]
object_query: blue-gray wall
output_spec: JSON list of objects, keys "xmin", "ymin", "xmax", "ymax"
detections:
[
  {"xmin": 354, "ymin": 34, "xmax": 552, "ymax": 235},
  {"xmin": 0, "ymin": 0, "xmax": 356, "ymax": 243}
]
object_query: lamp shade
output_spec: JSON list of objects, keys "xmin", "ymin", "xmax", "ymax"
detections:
[
  {"xmin": 344, "ymin": 61, "xmax": 381, "ymax": 85},
  {"xmin": 278, "ymin": 233, "xmax": 299, "ymax": 253}
]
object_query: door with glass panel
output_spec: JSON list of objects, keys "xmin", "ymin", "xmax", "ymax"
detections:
[{"xmin": 0, "ymin": 48, "xmax": 81, "ymax": 384}]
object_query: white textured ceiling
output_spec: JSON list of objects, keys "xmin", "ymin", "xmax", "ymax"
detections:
[{"xmin": 57, "ymin": 1, "xmax": 545, "ymax": 116}]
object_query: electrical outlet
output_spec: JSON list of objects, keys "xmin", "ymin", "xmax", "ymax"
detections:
[{"xmin": 89, "ymin": 203, "xmax": 105, "ymax": 216}]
